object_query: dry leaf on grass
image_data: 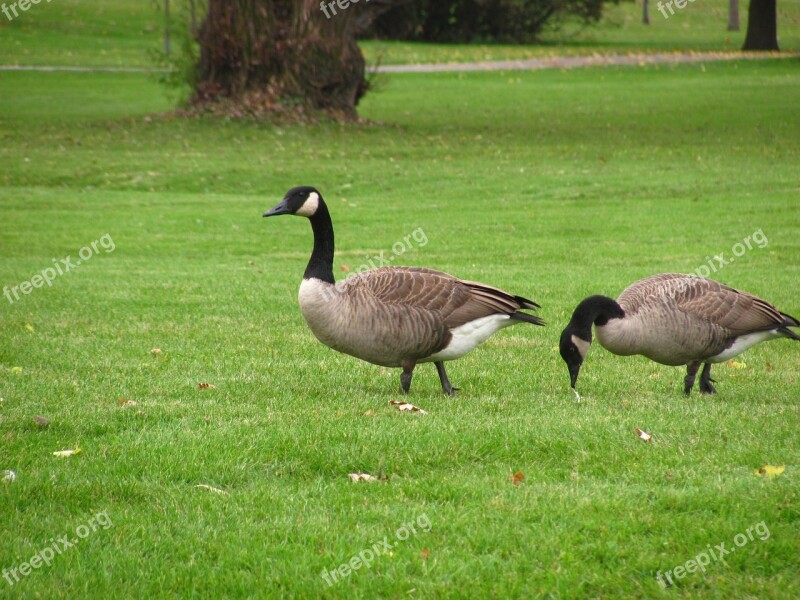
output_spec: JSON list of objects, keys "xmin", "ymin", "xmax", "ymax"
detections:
[
  {"xmin": 389, "ymin": 400, "xmax": 428, "ymax": 414},
  {"xmin": 2, "ymin": 470, "xmax": 16, "ymax": 483},
  {"xmin": 340, "ymin": 264, "xmax": 350, "ymax": 272},
  {"xmin": 53, "ymin": 448, "xmax": 81, "ymax": 458},
  {"xmin": 24, "ymin": 323, "xmax": 34, "ymax": 332},
  {"xmin": 32, "ymin": 415, "xmax": 50, "ymax": 427},
  {"xmin": 754, "ymin": 465, "xmax": 784, "ymax": 478},
  {"xmin": 635, "ymin": 428, "xmax": 653, "ymax": 443},
  {"xmin": 348, "ymin": 472, "xmax": 388, "ymax": 483},
  {"xmin": 118, "ymin": 397, "xmax": 137, "ymax": 407},
  {"xmin": 194, "ymin": 484, "xmax": 229, "ymax": 495},
  {"xmin": 150, "ymin": 348, "xmax": 162, "ymax": 355},
  {"xmin": 509, "ymin": 471, "xmax": 525, "ymax": 486},
  {"xmin": 727, "ymin": 360, "xmax": 747, "ymax": 369},
  {"xmin": 421, "ymin": 548, "xmax": 430, "ymax": 560},
  {"xmin": 198, "ymin": 383, "xmax": 216, "ymax": 390}
]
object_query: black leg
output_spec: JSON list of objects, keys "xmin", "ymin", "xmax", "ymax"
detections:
[
  {"xmin": 400, "ymin": 360, "xmax": 416, "ymax": 394},
  {"xmin": 684, "ymin": 361, "xmax": 701, "ymax": 396},
  {"xmin": 699, "ymin": 363, "xmax": 717, "ymax": 394},
  {"xmin": 435, "ymin": 361, "xmax": 459, "ymax": 396}
]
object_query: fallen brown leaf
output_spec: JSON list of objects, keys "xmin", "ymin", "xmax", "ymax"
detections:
[
  {"xmin": 635, "ymin": 428, "xmax": 652, "ymax": 443},
  {"xmin": 348, "ymin": 472, "xmax": 387, "ymax": 483},
  {"xmin": 509, "ymin": 471, "xmax": 525, "ymax": 486},
  {"xmin": 32, "ymin": 415, "xmax": 50, "ymax": 427},
  {"xmin": 389, "ymin": 400, "xmax": 428, "ymax": 414},
  {"xmin": 198, "ymin": 383, "xmax": 216, "ymax": 390},
  {"xmin": 194, "ymin": 484, "xmax": 229, "ymax": 495}
]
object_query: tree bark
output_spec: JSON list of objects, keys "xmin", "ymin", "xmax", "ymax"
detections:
[
  {"xmin": 727, "ymin": 0, "xmax": 740, "ymax": 31},
  {"xmin": 193, "ymin": 0, "xmax": 396, "ymax": 119},
  {"xmin": 643, "ymin": 0, "xmax": 649, "ymax": 25},
  {"xmin": 164, "ymin": 0, "xmax": 171, "ymax": 55},
  {"xmin": 742, "ymin": 0, "xmax": 779, "ymax": 50}
]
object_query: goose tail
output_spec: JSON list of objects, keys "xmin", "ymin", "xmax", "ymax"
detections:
[
  {"xmin": 778, "ymin": 312, "xmax": 800, "ymax": 341},
  {"xmin": 511, "ymin": 311, "xmax": 545, "ymax": 327},
  {"xmin": 514, "ymin": 294, "xmax": 541, "ymax": 311}
]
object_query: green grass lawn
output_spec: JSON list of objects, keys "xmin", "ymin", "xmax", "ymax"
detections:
[
  {"xmin": 0, "ymin": 0, "xmax": 799, "ymax": 68},
  {"xmin": 2, "ymin": 3, "xmax": 800, "ymax": 600}
]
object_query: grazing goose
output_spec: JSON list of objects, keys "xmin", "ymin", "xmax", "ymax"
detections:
[
  {"xmin": 264, "ymin": 186, "xmax": 543, "ymax": 395},
  {"xmin": 559, "ymin": 273, "xmax": 800, "ymax": 395}
]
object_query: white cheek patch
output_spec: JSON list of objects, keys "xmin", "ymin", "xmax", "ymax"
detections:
[
  {"xmin": 296, "ymin": 192, "xmax": 319, "ymax": 217},
  {"xmin": 571, "ymin": 335, "xmax": 591, "ymax": 360}
]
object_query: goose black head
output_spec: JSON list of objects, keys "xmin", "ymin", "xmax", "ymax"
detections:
[
  {"xmin": 559, "ymin": 325, "xmax": 592, "ymax": 389},
  {"xmin": 559, "ymin": 295, "xmax": 625, "ymax": 389},
  {"xmin": 264, "ymin": 186, "xmax": 323, "ymax": 219}
]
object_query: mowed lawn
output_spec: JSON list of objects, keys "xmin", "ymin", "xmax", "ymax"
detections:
[
  {"xmin": 2, "ymin": 5, "xmax": 800, "ymax": 600},
  {"xmin": 1, "ymin": 0, "xmax": 800, "ymax": 67}
]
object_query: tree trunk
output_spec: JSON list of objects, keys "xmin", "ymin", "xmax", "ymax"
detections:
[
  {"xmin": 164, "ymin": 0, "xmax": 171, "ymax": 55},
  {"xmin": 742, "ymin": 0, "xmax": 779, "ymax": 50},
  {"xmin": 643, "ymin": 0, "xmax": 649, "ymax": 25},
  {"xmin": 193, "ymin": 0, "xmax": 395, "ymax": 119},
  {"xmin": 727, "ymin": 0, "xmax": 740, "ymax": 31}
]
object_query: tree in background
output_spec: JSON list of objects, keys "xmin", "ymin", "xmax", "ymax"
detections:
[
  {"xmin": 742, "ymin": 0, "xmax": 778, "ymax": 49},
  {"xmin": 728, "ymin": 0, "xmax": 740, "ymax": 31},
  {"xmin": 363, "ymin": 0, "xmax": 617, "ymax": 43},
  {"xmin": 191, "ymin": 0, "xmax": 399, "ymax": 119}
]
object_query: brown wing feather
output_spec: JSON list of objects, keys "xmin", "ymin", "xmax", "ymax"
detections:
[
  {"xmin": 676, "ymin": 280, "xmax": 786, "ymax": 333},
  {"xmin": 341, "ymin": 267, "xmax": 538, "ymax": 329},
  {"xmin": 620, "ymin": 274, "xmax": 789, "ymax": 334}
]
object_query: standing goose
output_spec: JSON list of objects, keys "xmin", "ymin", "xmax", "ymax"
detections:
[
  {"xmin": 559, "ymin": 273, "xmax": 800, "ymax": 395},
  {"xmin": 263, "ymin": 186, "xmax": 543, "ymax": 395}
]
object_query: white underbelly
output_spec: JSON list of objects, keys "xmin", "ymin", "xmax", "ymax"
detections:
[
  {"xmin": 425, "ymin": 314, "xmax": 513, "ymax": 362},
  {"xmin": 707, "ymin": 330, "xmax": 781, "ymax": 363}
]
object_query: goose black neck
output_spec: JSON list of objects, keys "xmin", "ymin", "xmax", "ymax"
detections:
[
  {"xmin": 304, "ymin": 200, "xmax": 335, "ymax": 284},
  {"xmin": 568, "ymin": 295, "xmax": 625, "ymax": 337}
]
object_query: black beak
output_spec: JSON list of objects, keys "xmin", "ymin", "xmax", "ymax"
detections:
[
  {"xmin": 263, "ymin": 199, "xmax": 292, "ymax": 217},
  {"xmin": 568, "ymin": 361, "xmax": 581, "ymax": 389}
]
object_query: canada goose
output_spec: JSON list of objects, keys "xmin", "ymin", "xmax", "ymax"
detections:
[
  {"xmin": 263, "ymin": 186, "xmax": 543, "ymax": 395},
  {"xmin": 559, "ymin": 273, "xmax": 800, "ymax": 395}
]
